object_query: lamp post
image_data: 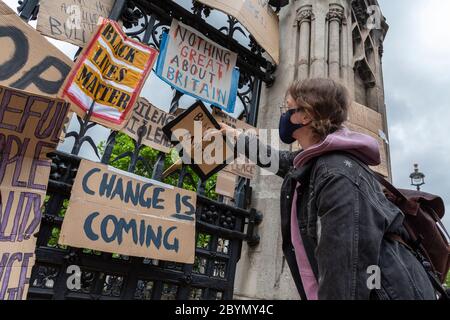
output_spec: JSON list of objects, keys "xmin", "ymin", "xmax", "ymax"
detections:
[{"xmin": 409, "ymin": 164, "xmax": 425, "ymax": 191}]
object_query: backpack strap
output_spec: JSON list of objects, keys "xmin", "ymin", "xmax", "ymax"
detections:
[{"xmin": 342, "ymin": 153, "xmax": 419, "ymax": 214}]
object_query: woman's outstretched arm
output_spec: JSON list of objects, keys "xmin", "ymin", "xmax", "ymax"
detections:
[{"xmin": 218, "ymin": 123, "xmax": 300, "ymax": 178}]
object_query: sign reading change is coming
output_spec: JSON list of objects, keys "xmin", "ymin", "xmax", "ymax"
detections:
[
  {"xmin": 59, "ymin": 160, "xmax": 197, "ymax": 264},
  {"xmin": 197, "ymin": 0, "xmax": 280, "ymax": 64},
  {"xmin": 62, "ymin": 19, "xmax": 158, "ymax": 130},
  {"xmin": 156, "ymin": 19, "xmax": 239, "ymax": 113}
]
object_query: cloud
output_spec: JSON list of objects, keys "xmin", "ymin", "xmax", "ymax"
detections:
[{"xmin": 380, "ymin": 0, "xmax": 450, "ymax": 230}]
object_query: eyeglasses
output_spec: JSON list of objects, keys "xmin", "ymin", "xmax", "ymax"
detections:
[
  {"xmin": 278, "ymin": 101, "xmax": 287, "ymax": 114},
  {"xmin": 279, "ymin": 101, "xmax": 304, "ymax": 115}
]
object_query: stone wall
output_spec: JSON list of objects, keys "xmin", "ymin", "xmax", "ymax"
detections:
[{"xmin": 233, "ymin": 0, "xmax": 390, "ymax": 299}]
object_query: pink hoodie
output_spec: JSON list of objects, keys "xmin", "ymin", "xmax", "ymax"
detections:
[{"xmin": 289, "ymin": 126, "xmax": 381, "ymax": 300}]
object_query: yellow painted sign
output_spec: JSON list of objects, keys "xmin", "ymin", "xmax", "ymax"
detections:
[{"xmin": 62, "ymin": 19, "xmax": 158, "ymax": 130}]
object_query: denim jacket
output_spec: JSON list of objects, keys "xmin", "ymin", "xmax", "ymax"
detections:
[{"xmin": 238, "ymin": 133, "xmax": 436, "ymax": 300}]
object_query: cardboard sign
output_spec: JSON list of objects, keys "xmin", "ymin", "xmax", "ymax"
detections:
[
  {"xmin": 197, "ymin": 0, "xmax": 280, "ymax": 64},
  {"xmin": 212, "ymin": 108, "xmax": 257, "ymax": 180},
  {"xmin": 211, "ymin": 107, "xmax": 256, "ymax": 132},
  {"xmin": 224, "ymin": 160, "xmax": 256, "ymax": 180},
  {"xmin": 59, "ymin": 160, "xmax": 197, "ymax": 264},
  {"xmin": 0, "ymin": 1, "xmax": 73, "ymax": 97},
  {"xmin": 121, "ymin": 98, "xmax": 176, "ymax": 153},
  {"xmin": 215, "ymin": 171, "xmax": 237, "ymax": 199},
  {"xmin": 0, "ymin": 85, "xmax": 70, "ymax": 300},
  {"xmin": 37, "ymin": 0, "xmax": 114, "ymax": 47},
  {"xmin": 62, "ymin": 19, "xmax": 158, "ymax": 130},
  {"xmin": 163, "ymin": 101, "xmax": 236, "ymax": 180},
  {"xmin": 156, "ymin": 19, "xmax": 239, "ymax": 113},
  {"xmin": 346, "ymin": 122, "xmax": 389, "ymax": 178}
]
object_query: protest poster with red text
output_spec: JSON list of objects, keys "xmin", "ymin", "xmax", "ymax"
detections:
[{"xmin": 156, "ymin": 19, "xmax": 239, "ymax": 113}]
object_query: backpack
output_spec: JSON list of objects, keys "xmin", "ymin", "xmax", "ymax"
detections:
[
  {"xmin": 373, "ymin": 175, "xmax": 450, "ymax": 284},
  {"xmin": 347, "ymin": 154, "xmax": 450, "ymax": 299}
]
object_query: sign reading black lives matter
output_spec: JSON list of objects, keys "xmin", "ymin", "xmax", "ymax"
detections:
[
  {"xmin": 163, "ymin": 101, "xmax": 236, "ymax": 180},
  {"xmin": 0, "ymin": 85, "xmax": 70, "ymax": 300}
]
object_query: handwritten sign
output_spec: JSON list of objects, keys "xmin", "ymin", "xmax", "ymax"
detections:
[
  {"xmin": 37, "ymin": 0, "xmax": 114, "ymax": 47},
  {"xmin": 197, "ymin": 0, "xmax": 280, "ymax": 64},
  {"xmin": 212, "ymin": 108, "xmax": 257, "ymax": 180},
  {"xmin": 163, "ymin": 101, "xmax": 236, "ymax": 180},
  {"xmin": 224, "ymin": 162, "xmax": 256, "ymax": 180},
  {"xmin": 0, "ymin": 85, "xmax": 70, "ymax": 300},
  {"xmin": 121, "ymin": 98, "xmax": 176, "ymax": 153},
  {"xmin": 59, "ymin": 160, "xmax": 197, "ymax": 264},
  {"xmin": 62, "ymin": 19, "xmax": 158, "ymax": 130},
  {"xmin": 0, "ymin": 2, "xmax": 73, "ymax": 97},
  {"xmin": 156, "ymin": 19, "xmax": 239, "ymax": 113}
]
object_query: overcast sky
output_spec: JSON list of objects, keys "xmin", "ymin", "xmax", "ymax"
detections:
[
  {"xmin": 3, "ymin": 0, "xmax": 449, "ymax": 230},
  {"xmin": 379, "ymin": 0, "xmax": 450, "ymax": 230}
]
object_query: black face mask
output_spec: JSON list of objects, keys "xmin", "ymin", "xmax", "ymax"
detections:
[{"xmin": 279, "ymin": 109, "xmax": 305, "ymax": 144}]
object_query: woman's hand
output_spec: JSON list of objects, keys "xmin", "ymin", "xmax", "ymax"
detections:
[{"xmin": 204, "ymin": 123, "xmax": 241, "ymax": 141}]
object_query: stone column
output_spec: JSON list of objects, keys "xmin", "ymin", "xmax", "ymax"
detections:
[
  {"xmin": 327, "ymin": 4, "xmax": 345, "ymax": 79},
  {"xmin": 294, "ymin": 5, "xmax": 314, "ymax": 80},
  {"xmin": 233, "ymin": 1, "xmax": 302, "ymax": 300},
  {"xmin": 310, "ymin": 2, "xmax": 326, "ymax": 78}
]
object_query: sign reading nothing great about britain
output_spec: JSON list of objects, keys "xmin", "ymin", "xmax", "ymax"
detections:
[
  {"xmin": 156, "ymin": 19, "xmax": 239, "ymax": 113},
  {"xmin": 37, "ymin": 0, "xmax": 115, "ymax": 47},
  {"xmin": 61, "ymin": 18, "xmax": 158, "ymax": 130}
]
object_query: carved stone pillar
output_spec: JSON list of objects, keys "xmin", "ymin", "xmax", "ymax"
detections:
[
  {"xmin": 294, "ymin": 5, "xmax": 314, "ymax": 80},
  {"xmin": 327, "ymin": 4, "xmax": 345, "ymax": 79}
]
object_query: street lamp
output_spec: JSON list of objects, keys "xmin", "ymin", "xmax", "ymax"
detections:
[{"xmin": 409, "ymin": 164, "xmax": 425, "ymax": 191}]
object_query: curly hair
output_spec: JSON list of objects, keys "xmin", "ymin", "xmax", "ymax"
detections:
[{"xmin": 287, "ymin": 78, "xmax": 350, "ymax": 140}]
